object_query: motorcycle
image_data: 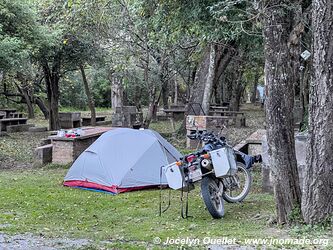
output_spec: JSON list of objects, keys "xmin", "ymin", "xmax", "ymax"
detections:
[{"xmin": 163, "ymin": 130, "xmax": 261, "ymax": 219}]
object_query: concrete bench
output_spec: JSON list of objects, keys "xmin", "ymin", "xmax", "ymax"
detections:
[
  {"xmin": 9, "ymin": 113, "xmax": 23, "ymax": 118},
  {"xmin": 82, "ymin": 116, "xmax": 107, "ymax": 126},
  {"xmin": 35, "ymin": 144, "xmax": 53, "ymax": 165},
  {"xmin": 59, "ymin": 112, "xmax": 81, "ymax": 129},
  {"xmin": 29, "ymin": 127, "xmax": 48, "ymax": 133},
  {"xmin": 0, "ymin": 108, "xmax": 17, "ymax": 118},
  {"xmin": 7, "ymin": 124, "xmax": 34, "ymax": 133},
  {"xmin": 208, "ymin": 111, "xmax": 246, "ymax": 127},
  {"xmin": 0, "ymin": 118, "xmax": 28, "ymax": 131},
  {"xmin": 156, "ymin": 114, "xmax": 172, "ymax": 121},
  {"xmin": 163, "ymin": 109, "xmax": 185, "ymax": 121},
  {"xmin": 96, "ymin": 120, "xmax": 112, "ymax": 126}
]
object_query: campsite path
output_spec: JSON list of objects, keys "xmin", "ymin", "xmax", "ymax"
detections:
[
  {"xmin": 0, "ymin": 233, "xmax": 90, "ymax": 249},
  {"xmin": 0, "ymin": 233, "xmax": 257, "ymax": 250}
]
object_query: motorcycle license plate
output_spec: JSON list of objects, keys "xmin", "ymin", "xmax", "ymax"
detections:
[{"xmin": 189, "ymin": 168, "xmax": 202, "ymax": 182}]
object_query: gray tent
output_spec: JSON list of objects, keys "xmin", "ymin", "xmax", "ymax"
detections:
[{"xmin": 64, "ymin": 128, "xmax": 182, "ymax": 194}]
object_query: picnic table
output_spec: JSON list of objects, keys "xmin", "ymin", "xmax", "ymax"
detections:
[
  {"xmin": 0, "ymin": 118, "xmax": 28, "ymax": 131},
  {"xmin": 49, "ymin": 127, "xmax": 113, "ymax": 164},
  {"xmin": 0, "ymin": 108, "xmax": 17, "ymax": 118},
  {"xmin": 9, "ymin": 112, "xmax": 23, "ymax": 118},
  {"xmin": 81, "ymin": 116, "xmax": 107, "ymax": 126}
]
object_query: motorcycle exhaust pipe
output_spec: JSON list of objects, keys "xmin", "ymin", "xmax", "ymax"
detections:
[{"xmin": 201, "ymin": 159, "xmax": 212, "ymax": 170}]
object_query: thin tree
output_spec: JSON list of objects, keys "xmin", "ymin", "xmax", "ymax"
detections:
[{"xmin": 80, "ymin": 64, "xmax": 96, "ymax": 126}]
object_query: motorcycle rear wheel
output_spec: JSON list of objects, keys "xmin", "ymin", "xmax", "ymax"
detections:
[
  {"xmin": 201, "ymin": 176, "xmax": 225, "ymax": 219},
  {"xmin": 222, "ymin": 162, "xmax": 252, "ymax": 203}
]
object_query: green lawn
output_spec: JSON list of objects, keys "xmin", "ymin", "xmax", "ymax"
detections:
[
  {"xmin": 0, "ymin": 168, "xmax": 331, "ymax": 249},
  {"xmin": 0, "ymin": 108, "xmax": 332, "ymax": 249}
]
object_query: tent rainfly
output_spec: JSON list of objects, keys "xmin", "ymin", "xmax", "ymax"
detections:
[{"xmin": 64, "ymin": 128, "xmax": 182, "ymax": 194}]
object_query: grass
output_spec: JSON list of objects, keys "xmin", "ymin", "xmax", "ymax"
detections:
[
  {"xmin": 0, "ymin": 168, "xmax": 274, "ymax": 245},
  {"xmin": 0, "ymin": 168, "xmax": 331, "ymax": 249},
  {"xmin": 0, "ymin": 106, "xmax": 332, "ymax": 249}
]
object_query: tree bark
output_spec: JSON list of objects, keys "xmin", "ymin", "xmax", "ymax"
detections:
[
  {"xmin": 174, "ymin": 71, "xmax": 178, "ymax": 104},
  {"xmin": 80, "ymin": 65, "xmax": 96, "ymax": 126},
  {"xmin": 187, "ymin": 47, "xmax": 211, "ymax": 115},
  {"xmin": 263, "ymin": 0, "xmax": 302, "ymax": 224},
  {"xmin": 229, "ymin": 55, "xmax": 246, "ymax": 112},
  {"xmin": 110, "ymin": 74, "xmax": 124, "ymax": 109},
  {"xmin": 251, "ymin": 71, "xmax": 260, "ymax": 103},
  {"xmin": 42, "ymin": 55, "xmax": 61, "ymax": 131},
  {"xmin": 35, "ymin": 97, "xmax": 49, "ymax": 119},
  {"xmin": 202, "ymin": 44, "xmax": 217, "ymax": 114},
  {"xmin": 161, "ymin": 81, "xmax": 169, "ymax": 109},
  {"xmin": 15, "ymin": 73, "xmax": 35, "ymax": 119},
  {"xmin": 229, "ymin": 68, "xmax": 244, "ymax": 111},
  {"xmin": 21, "ymin": 86, "xmax": 34, "ymax": 119},
  {"xmin": 302, "ymin": 0, "xmax": 333, "ymax": 224}
]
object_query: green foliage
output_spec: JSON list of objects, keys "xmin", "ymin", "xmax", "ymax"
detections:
[
  {"xmin": 0, "ymin": 0, "xmax": 37, "ymax": 71},
  {"xmin": 288, "ymin": 205, "xmax": 304, "ymax": 224}
]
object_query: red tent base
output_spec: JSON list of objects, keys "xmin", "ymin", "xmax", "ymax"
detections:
[{"xmin": 63, "ymin": 180, "xmax": 160, "ymax": 194}]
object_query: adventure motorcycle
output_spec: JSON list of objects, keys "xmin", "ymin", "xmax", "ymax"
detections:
[{"xmin": 163, "ymin": 130, "xmax": 261, "ymax": 219}]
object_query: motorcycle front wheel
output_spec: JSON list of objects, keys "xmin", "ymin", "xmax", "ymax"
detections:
[
  {"xmin": 222, "ymin": 162, "xmax": 252, "ymax": 203},
  {"xmin": 201, "ymin": 176, "xmax": 224, "ymax": 219}
]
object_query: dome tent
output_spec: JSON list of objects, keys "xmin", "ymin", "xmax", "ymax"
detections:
[{"xmin": 64, "ymin": 128, "xmax": 182, "ymax": 194}]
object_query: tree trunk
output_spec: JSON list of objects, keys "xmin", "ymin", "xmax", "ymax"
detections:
[
  {"xmin": 143, "ymin": 88, "xmax": 157, "ymax": 128},
  {"xmin": 174, "ymin": 71, "xmax": 178, "ymax": 105},
  {"xmin": 42, "ymin": 56, "xmax": 61, "ymax": 131},
  {"xmin": 0, "ymin": 71, "xmax": 3, "ymax": 84},
  {"xmin": 80, "ymin": 65, "xmax": 96, "ymax": 126},
  {"xmin": 161, "ymin": 81, "xmax": 169, "ymax": 109},
  {"xmin": 229, "ymin": 65, "xmax": 244, "ymax": 111},
  {"xmin": 263, "ymin": 0, "xmax": 302, "ymax": 224},
  {"xmin": 21, "ymin": 87, "xmax": 34, "ymax": 119},
  {"xmin": 202, "ymin": 44, "xmax": 217, "ymax": 114},
  {"xmin": 187, "ymin": 47, "xmax": 211, "ymax": 115},
  {"xmin": 110, "ymin": 74, "xmax": 123, "ymax": 109},
  {"xmin": 15, "ymin": 75, "xmax": 35, "ymax": 119},
  {"xmin": 251, "ymin": 72, "xmax": 260, "ymax": 103},
  {"xmin": 301, "ymin": 0, "xmax": 333, "ymax": 224},
  {"xmin": 35, "ymin": 97, "xmax": 49, "ymax": 119}
]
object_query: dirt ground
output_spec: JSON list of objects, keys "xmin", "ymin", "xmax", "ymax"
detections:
[{"xmin": 0, "ymin": 233, "xmax": 91, "ymax": 250}]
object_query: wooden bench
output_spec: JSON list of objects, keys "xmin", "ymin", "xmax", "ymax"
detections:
[
  {"xmin": 0, "ymin": 118, "xmax": 28, "ymax": 131},
  {"xmin": 82, "ymin": 116, "xmax": 107, "ymax": 126}
]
